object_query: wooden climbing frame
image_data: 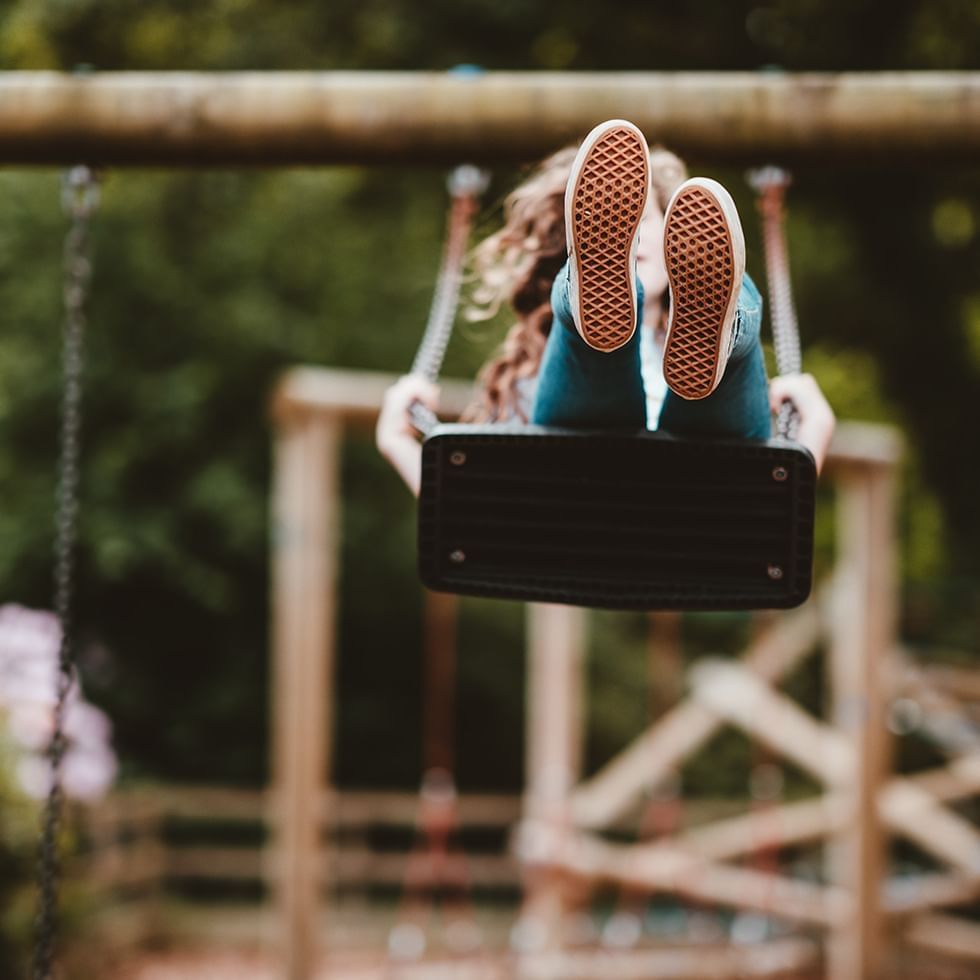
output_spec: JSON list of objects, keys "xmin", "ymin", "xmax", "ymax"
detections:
[{"xmin": 267, "ymin": 367, "xmax": 980, "ymax": 980}]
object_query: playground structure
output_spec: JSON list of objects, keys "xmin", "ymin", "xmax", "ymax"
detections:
[
  {"xmin": 270, "ymin": 368, "xmax": 936, "ymax": 980},
  {"xmin": 4, "ymin": 71, "xmax": 979, "ymax": 980}
]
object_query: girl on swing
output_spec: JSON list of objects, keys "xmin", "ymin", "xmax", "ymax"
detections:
[{"xmin": 377, "ymin": 120, "xmax": 835, "ymax": 495}]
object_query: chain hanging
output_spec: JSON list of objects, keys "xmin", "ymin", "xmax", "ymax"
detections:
[
  {"xmin": 408, "ymin": 165, "xmax": 489, "ymax": 436},
  {"xmin": 32, "ymin": 165, "xmax": 99, "ymax": 980},
  {"xmin": 748, "ymin": 166, "xmax": 802, "ymax": 441}
]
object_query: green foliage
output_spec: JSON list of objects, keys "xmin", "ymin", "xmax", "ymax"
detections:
[{"xmin": 0, "ymin": 732, "xmax": 40, "ymax": 977}]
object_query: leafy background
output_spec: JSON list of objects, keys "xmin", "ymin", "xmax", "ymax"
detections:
[{"xmin": 0, "ymin": 0, "xmax": 977, "ymax": 805}]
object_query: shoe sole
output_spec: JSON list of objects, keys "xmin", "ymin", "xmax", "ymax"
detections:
[
  {"xmin": 566, "ymin": 120, "xmax": 649, "ymax": 352},
  {"xmin": 662, "ymin": 178, "xmax": 745, "ymax": 400}
]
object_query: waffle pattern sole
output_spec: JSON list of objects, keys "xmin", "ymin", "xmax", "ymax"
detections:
[
  {"xmin": 663, "ymin": 185, "xmax": 739, "ymax": 399},
  {"xmin": 568, "ymin": 125, "xmax": 649, "ymax": 351}
]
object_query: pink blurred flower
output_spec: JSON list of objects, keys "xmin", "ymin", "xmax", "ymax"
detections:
[{"xmin": 0, "ymin": 604, "xmax": 117, "ymax": 801}]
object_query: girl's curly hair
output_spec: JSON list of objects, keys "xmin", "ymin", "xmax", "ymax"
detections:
[{"xmin": 462, "ymin": 144, "xmax": 688, "ymax": 423}]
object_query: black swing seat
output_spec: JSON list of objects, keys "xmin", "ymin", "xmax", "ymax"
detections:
[{"xmin": 419, "ymin": 425, "xmax": 816, "ymax": 611}]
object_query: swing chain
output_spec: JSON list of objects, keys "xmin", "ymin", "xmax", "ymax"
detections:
[
  {"xmin": 747, "ymin": 166, "xmax": 802, "ymax": 442},
  {"xmin": 409, "ymin": 165, "xmax": 489, "ymax": 436},
  {"xmin": 33, "ymin": 165, "xmax": 99, "ymax": 980}
]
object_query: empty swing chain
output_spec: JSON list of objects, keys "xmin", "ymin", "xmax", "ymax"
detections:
[
  {"xmin": 748, "ymin": 167, "xmax": 802, "ymax": 442},
  {"xmin": 409, "ymin": 165, "xmax": 490, "ymax": 436},
  {"xmin": 33, "ymin": 165, "xmax": 99, "ymax": 980}
]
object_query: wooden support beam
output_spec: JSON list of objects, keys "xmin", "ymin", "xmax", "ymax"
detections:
[
  {"xmin": 521, "ymin": 603, "xmax": 587, "ymax": 953},
  {"xmin": 909, "ymin": 752, "xmax": 980, "ymax": 800},
  {"xmin": 879, "ymin": 781, "xmax": 980, "ymax": 878},
  {"xmin": 268, "ymin": 410, "xmax": 340, "ymax": 980},
  {"xmin": 647, "ymin": 612, "xmax": 683, "ymax": 715},
  {"xmin": 670, "ymin": 793, "xmax": 846, "ymax": 863},
  {"xmin": 886, "ymin": 874, "xmax": 980, "ymax": 916},
  {"xmin": 690, "ymin": 659, "xmax": 854, "ymax": 786},
  {"xmin": 893, "ymin": 656, "xmax": 980, "ymax": 755},
  {"xmin": 904, "ymin": 913, "xmax": 980, "ymax": 963},
  {"xmin": 546, "ymin": 830, "xmax": 849, "ymax": 927},
  {"xmin": 570, "ymin": 597, "xmax": 824, "ymax": 829},
  {"xmin": 826, "ymin": 463, "xmax": 898, "ymax": 980},
  {"xmin": 273, "ymin": 368, "xmax": 902, "ymax": 471},
  {"xmin": 914, "ymin": 664, "xmax": 980, "ymax": 704},
  {"xmin": 514, "ymin": 939, "xmax": 820, "ymax": 980},
  {"xmin": 3, "ymin": 71, "xmax": 980, "ymax": 166},
  {"xmin": 272, "ymin": 368, "xmax": 474, "ymax": 430},
  {"xmin": 422, "ymin": 589, "xmax": 458, "ymax": 773},
  {"xmin": 607, "ymin": 752, "xmax": 980, "ymax": 868},
  {"xmin": 313, "ymin": 940, "xmax": 820, "ymax": 980}
]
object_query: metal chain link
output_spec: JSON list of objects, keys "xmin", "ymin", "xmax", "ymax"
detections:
[
  {"xmin": 747, "ymin": 166, "xmax": 802, "ymax": 441},
  {"xmin": 408, "ymin": 165, "xmax": 489, "ymax": 436},
  {"xmin": 33, "ymin": 165, "xmax": 99, "ymax": 980}
]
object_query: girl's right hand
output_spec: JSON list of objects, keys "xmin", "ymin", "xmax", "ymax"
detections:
[{"xmin": 376, "ymin": 374, "xmax": 440, "ymax": 497}]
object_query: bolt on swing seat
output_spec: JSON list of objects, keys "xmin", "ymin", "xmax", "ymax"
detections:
[{"xmin": 411, "ymin": 164, "xmax": 816, "ymax": 612}]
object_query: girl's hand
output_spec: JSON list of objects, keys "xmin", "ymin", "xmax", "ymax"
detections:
[
  {"xmin": 769, "ymin": 373, "xmax": 836, "ymax": 474},
  {"xmin": 376, "ymin": 374, "xmax": 440, "ymax": 497}
]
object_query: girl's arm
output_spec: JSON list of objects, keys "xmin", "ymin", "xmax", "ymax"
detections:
[
  {"xmin": 769, "ymin": 373, "xmax": 836, "ymax": 474},
  {"xmin": 376, "ymin": 374, "xmax": 440, "ymax": 497}
]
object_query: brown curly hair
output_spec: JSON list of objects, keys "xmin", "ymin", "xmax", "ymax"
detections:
[{"xmin": 462, "ymin": 143, "xmax": 688, "ymax": 423}]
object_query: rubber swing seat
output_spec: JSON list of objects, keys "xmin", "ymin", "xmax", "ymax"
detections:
[{"xmin": 418, "ymin": 425, "xmax": 816, "ymax": 611}]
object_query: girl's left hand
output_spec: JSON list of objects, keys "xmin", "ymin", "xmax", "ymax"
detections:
[{"xmin": 769, "ymin": 373, "xmax": 836, "ymax": 473}]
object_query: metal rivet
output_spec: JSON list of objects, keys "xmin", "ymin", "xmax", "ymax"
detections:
[
  {"xmin": 449, "ymin": 549, "xmax": 466, "ymax": 564},
  {"xmin": 450, "ymin": 451, "xmax": 467, "ymax": 466},
  {"xmin": 772, "ymin": 466, "xmax": 788, "ymax": 482},
  {"xmin": 767, "ymin": 564, "xmax": 784, "ymax": 581}
]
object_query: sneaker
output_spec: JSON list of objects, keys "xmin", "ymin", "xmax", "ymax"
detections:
[
  {"xmin": 565, "ymin": 120, "xmax": 650, "ymax": 352},
  {"xmin": 662, "ymin": 177, "xmax": 746, "ymax": 399}
]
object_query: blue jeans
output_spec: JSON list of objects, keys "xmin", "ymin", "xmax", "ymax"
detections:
[{"xmin": 531, "ymin": 261, "xmax": 771, "ymax": 440}]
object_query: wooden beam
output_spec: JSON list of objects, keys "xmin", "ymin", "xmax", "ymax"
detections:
[
  {"xmin": 893, "ymin": 656, "xmax": 980, "ymax": 755},
  {"xmin": 521, "ymin": 603, "xmax": 587, "ymax": 951},
  {"xmin": 886, "ymin": 874, "xmax": 980, "ymax": 916},
  {"xmin": 125, "ymin": 784, "xmax": 522, "ymax": 826},
  {"xmin": 268, "ymin": 412, "xmax": 340, "ymax": 980},
  {"xmin": 3, "ymin": 72, "xmax": 980, "ymax": 166},
  {"xmin": 273, "ymin": 369, "xmax": 901, "ymax": 474},
  {"xmin": 422, "ymin": 589, "xmax": 459, "ymax": 773},
  {"xmin": 670, "ymin": 793, "xmax": 846, "ymax": 863},
  {"xmin": 546, "ymin": 830, "xmax": 849, "ymax": 927},
  {"xmin": 823, "ymin": 422, "xmax": 903, "ymax": 471},
  {"xmin": 690, "ymin": 659, "xmax": 854, "ymax": 785},
  {"xmin": 272, "ymin": 367, "xmax": 474, "ymax": 430},
  {"xmin": 915, "ymin": 664, "xmax": 980, "ymax": 703},
  {"xmin": 879, "ymin": 781, "xmax": 980, "ymax": 878},
  {"xmin": 313, "ymin": 940, "xmax": 819, "ymax": 980},
  {"xmin": 826, "ymin": 464, "xmax": 898, "ymax": 980},
  {"xmin": 904, "ymin": 913, "xmax": 980, "ymax": 963},
  {"xmin": 576, "ymin": 750, "xmax": 980, "ymax": 871},
  {"xmin": 570, "ymin": 597, "xmax": 824, "ymax": 829},
  {"xmin": 514, "ymin": 939, "xmax": 819, "ymax": 980}
]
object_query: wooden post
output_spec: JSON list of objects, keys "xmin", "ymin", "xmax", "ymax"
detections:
[
  {"xmin": 647, "ymin": 612, "xmax": 683, "ymax": 716},
  {"xmin": 521, "ymin": 603, "xmax": 587, "ymax": 956},
  {"xmin": 827, "ymin": 461, "xmax": 898, "ymax": 980},
  {"xmin": 422, "ymin": 590, "xmax": 459, "ymax": 774},
  {"xmin": 269, "ymin": 408, "xmax": 341, "ymax": 980}
]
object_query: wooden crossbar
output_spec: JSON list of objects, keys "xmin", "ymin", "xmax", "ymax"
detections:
[
  {"xmin": 569, "ymin": 595, "xmax": 825, "ymax": 829},
  {"xmin": 3, "ymin": 71, "xmax": 980, "ymax": 166},
  {"xmin": 538, "ymin": 828, "xmax": 849, "ymax": 927}
]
